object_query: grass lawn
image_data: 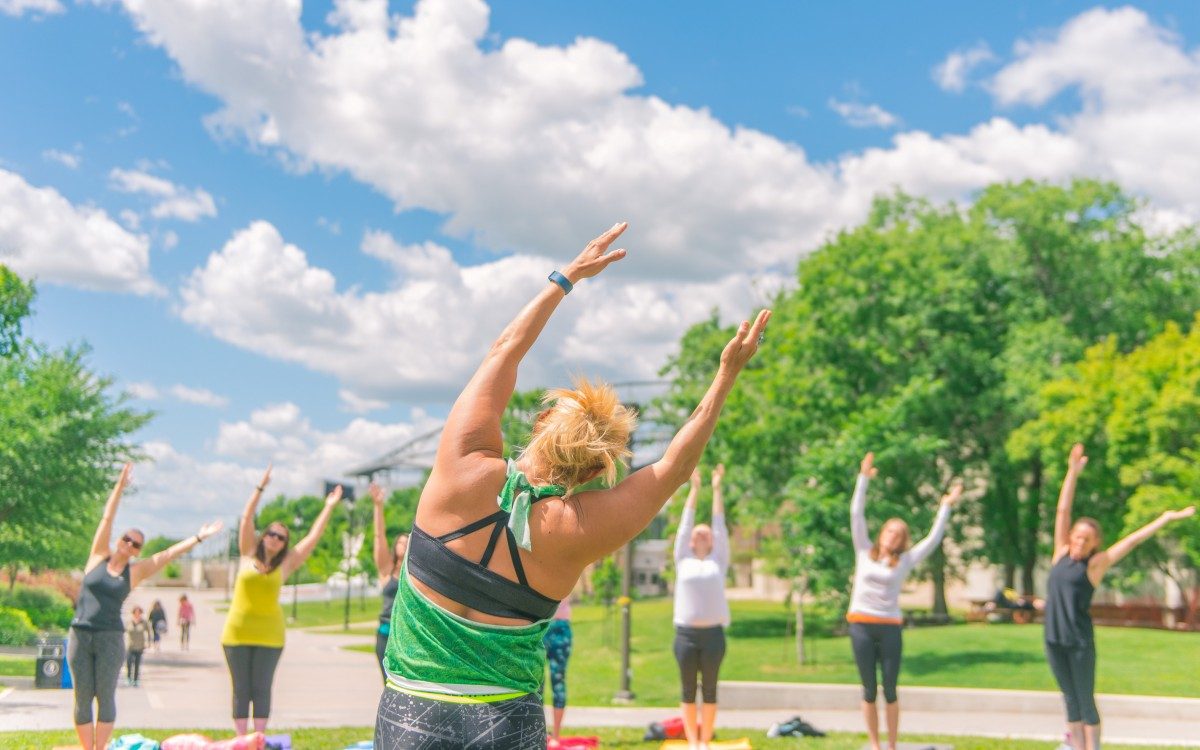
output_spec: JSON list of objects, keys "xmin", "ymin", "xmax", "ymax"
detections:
[
  {"xmin": 0, "ymin": 654, "xmax": 35, "ymax": 678},
  {"xmin": 0, "ymin": 726, "xmax": 1183, "ymax": 750},
  {"xmin": 279, "ymin": 597, "xmax": 381, "ymax": 629},
  {"xmin": 340, "ymin": 598, "xmax": 1200, "ymax": 707}
]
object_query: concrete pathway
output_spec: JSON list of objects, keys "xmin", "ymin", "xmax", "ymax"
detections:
[{"xmin": 1, "ymin": 587, "xmax": 1196, "ymax": 746}]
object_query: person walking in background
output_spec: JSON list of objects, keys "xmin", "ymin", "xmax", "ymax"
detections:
[
  {"xmin": 370, "ymin": 483, "xmax": 409, "ymax": 683},
  {"xmin": 848, "ymin": 451, "xmax": 962, "ymax": 750},
  {"xmin": 178, "ymin": 594, "xmax": 195, "ymax": 651},
  {"xmin": 1046, "ymin": 443, "xmax": 1196, "ymax": 750},
  {"xmin": 148, "ymin": 600, "xmax": 167, "ymax": 653},
  {"xmin": 222, "ymin": 465, "xmax": 343, "ymax": 736},
  {"xmin": 70, "ymin": 463, "xmax": 222, "ymax": 750},
  {"xmin": 124, "ymin": 606, "xmax": 152, "ymax": 686},
  {"xmin": 672, "ymin": 464, "xmax": 731, "ymax": 750}
]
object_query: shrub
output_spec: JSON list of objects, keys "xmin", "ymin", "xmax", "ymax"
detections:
[
  {"xmin": 0, "ymin": 585, "xmax": 74, "ymax": 631},
  {"xmin": 0, "ymin": 606, "xmax": 37, "ymax": 646}
]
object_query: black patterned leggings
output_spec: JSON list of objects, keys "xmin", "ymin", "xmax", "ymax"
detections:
[{"xmin": 375, "ymin": 687, "xmax": 545, "ymax": 749}]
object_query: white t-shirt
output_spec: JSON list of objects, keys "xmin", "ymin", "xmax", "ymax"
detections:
[
  {"xmin": 848, "ymin": 473, "xmax": 951, "ymax": 621},
  {"xmin": 672, "ymin": 507, "xmax": 731, "ymax": 628}
]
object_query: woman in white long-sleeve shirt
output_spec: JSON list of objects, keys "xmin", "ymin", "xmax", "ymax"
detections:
[
  {"xmin": 848, "ymin": 452, "xmax": 962, "ymax": 750},
  {"xmin": 672, "ymin": 464, "xmax": 730, "ymax": 750}
]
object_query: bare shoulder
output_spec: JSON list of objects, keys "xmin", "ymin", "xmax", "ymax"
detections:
[
  {"xmin": 415, "ymin": 454, "xmax": 509, "ymax": 535},
  {"xmin": 1051, "ymin": 544, "xmax": 1069, "ymax": 565}
]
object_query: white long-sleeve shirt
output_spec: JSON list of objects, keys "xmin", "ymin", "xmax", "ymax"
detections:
[
  {"xmin": 672, "ymin": 506, "xmax": 731, "ymax": 628},
  {"xmin": 848, "ymin": 473, "xmax": 951, "ymax": 622}
]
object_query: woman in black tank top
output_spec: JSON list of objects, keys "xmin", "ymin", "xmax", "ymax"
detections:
[
  {"xmin": 70, "ymin": 463, "xmax": 223, "ymax": 750},
  {"xmin": 1046, "ymin": 444, "xmax": 1194, "ymax": 750},
  {"xmin": 370, "ymin": 483, "xmax": 409, "ymax": 683}
]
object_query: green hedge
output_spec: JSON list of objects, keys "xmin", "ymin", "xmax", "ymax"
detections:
[
  {"xmin": 0, "ymin": 607, "xmax": 37, "ymax": 646},
  {"xmin": 0, "ymin": 586, "xmax": 73, "ymax": 631}
]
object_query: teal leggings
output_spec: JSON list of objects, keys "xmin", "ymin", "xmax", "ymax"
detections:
[{"xmin": 543, "ymin": 620, "xmax": 572, "ymax": 709}]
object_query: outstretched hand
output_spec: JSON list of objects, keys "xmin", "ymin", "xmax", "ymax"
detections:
[
  {"xmin": 369, "ymin": 483, "xmax": 386, "ymax": 507},
  {"xmin": 711, "ymin": 463, "xmax": 726, "ymax": 488},
  {"xmin": 860, "ymin": 452, "xmax": 878, "ymax": 479},
  {"xmin": 1067, "ymin": 443, "xmax": 1088, "ymax": 476},
  {"xmin": 719, "ymin": 309, "xmax": 771, "ymax": 373},
  {"xmin": 116, "ymin": 462, "xmax": 133, "ymax": 490},
  {"xmin": 941, "ymin": 483, "xmax": 964, "ymax": 508},
  {"xmin": 1163, "ymin": 506, "xmax": 1196, "ymax": 523},
  {"xmin": 325, "ymin": 485, "xmax": 344, "ymax": 507},
  {"xmin": 563, "ymin": 222, "xmax": 628, "ymax": 283},
  {"xmin": 196, "ymin": 520, "xmax": 224, "ymax": 541}
]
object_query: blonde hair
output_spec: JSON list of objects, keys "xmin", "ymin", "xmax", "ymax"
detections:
[
  {"xmin": 870, "ymin": 518, "xmax": 911, "ymax": 568},
  {"xmin": 521, "ymin": 377, "xmax": 637, "ymax": 490}
]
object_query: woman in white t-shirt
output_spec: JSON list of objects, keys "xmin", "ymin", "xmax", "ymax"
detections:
[
  {"xmin": 848, "ymin": 452, "xmax": 962, "ymax": 750},
  {"xmin": 673, "ymin": 464, "xmax": 731, "ymax": 750}
]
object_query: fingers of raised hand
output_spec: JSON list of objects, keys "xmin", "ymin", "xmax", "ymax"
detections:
[{"xmin": 590, "ymin": 222, "xmax": 628, "ymax": 252}]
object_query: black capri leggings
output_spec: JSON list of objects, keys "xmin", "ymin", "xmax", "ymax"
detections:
[
  {"xmin": 1045, "ymin": 641, "xmax": 1099, "ymax": 725},
  {"xmin": 223, "ymin": 645, "xmax": 283, "ymax": 720},
  {"xmin": 68, "ymin": 628, "xmax": 125, "ymax": 725},
  {"xmin": 849, "ymin": 621, "xmax": 902, "ymax": 704},
  {"xmin": 673, "ymin": 625, "xmax": 726, "ymax": 704}
]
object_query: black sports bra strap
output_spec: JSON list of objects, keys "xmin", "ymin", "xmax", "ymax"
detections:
[
  {"xmin": 478, "ymin": 520, "xmax": 507, "ymax": 568},
  {"xmin": 437, "ymin": 510, "xmax": 508, "ymax": 543},
  {"xmin": 505, "ymin": 527, "xmax": 529, "ymax": 587}
]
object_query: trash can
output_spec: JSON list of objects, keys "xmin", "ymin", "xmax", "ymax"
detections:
[{"xmin": 35, "ymin": 638, "xmax": 66, "ymax": 689}]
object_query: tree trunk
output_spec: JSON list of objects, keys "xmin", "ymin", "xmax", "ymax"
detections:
[
  {"xmin": 931, "ymin": 543, "xmax": 948, "ymax": 618},
  {"xmin": 6, "ymin": 564, "xmax": 17, "ymax": 593},
  {"xmin": 795, "ymin": 574, "xmax": 807, "ymax": 664},
  {"xmin": 1021, "ymin": 455, "xmax": 1044, "ymax": 596},
  {"xmin": 1003, "ymin": 563, "xmax": 1016, "ymax": 589}
]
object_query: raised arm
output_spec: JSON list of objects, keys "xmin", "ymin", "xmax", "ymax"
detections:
[
  {"xmin": 674, "ymin": 470, "xmax": 701, "ymax": 563},
  {"xmin": 906, "ymin": 484, "xmax": 962, "ymax": 567},
  {"xmin": 711, "ymin": 464, "xmax": 729, "ymax": 571},
  {"xmin": 850, "ymin": 453, "xmax": 876, "ymax": 553},
  {"xmin": 370, "ymin": 484, "xmax": 395, "ymax": 579},
  {"xmin": 87, "ymin": 463, "xmax": 133, "ymax": 571},
  {"xmin": 131, "ymin": 520, "xmax": 223, "ymax": 588},
  {"xmin": 568, "ymin": 310, "xmax": 771, "ymax": 561},
  {"xmin": 238, "ymin": 465, "xmax": 272, "ymax": 557},
  {"xmin": 281, "ymin": 486, "xmax": 343, "ymax": 578},
  {"xmin": 1089, "ymin": 506, "xmax": 1196, "ymax": 584},
  {"xmin": 1053, "ymin": 444, "xmax": 1087, "ymax": 564},
  {"xmin": 434, "ymin": 223, "xmax": 629, "ymax": 470}
]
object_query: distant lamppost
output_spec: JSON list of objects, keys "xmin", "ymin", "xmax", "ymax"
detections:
[{"xmin": 290, "ymin": 512, "xmax": 304, "ymax": 622}]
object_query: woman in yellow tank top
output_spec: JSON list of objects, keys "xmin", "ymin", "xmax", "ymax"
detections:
[{"xmin": 221, "ymin": 465, "xmax": 343, "ymax": 736}]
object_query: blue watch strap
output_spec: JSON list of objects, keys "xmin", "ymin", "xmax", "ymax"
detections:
[{"xmin": 548, "ymin": 270, "xmax": 573, "ymax": 295}]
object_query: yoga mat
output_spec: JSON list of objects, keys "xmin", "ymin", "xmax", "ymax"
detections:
[{"xmin": 660, "ymin": 739, "xmax": 752, "ymax": 750}]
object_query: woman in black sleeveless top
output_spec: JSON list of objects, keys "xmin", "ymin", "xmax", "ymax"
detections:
[
  {"xmin": 1047, "ymin": 444, "xmax": 1195, "ymax": 750},
  {"xmin": 370, "ymin": 483, "xmax": 409, "ymax": 683},
  {"xmin": 70, "ymin": 463, "xmax": 223, "ymax": 750}
]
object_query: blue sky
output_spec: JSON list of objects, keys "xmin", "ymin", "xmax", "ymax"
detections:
[{"xmin": 3, "ymin": 0, "xmax": 1200, "ymax": 536}]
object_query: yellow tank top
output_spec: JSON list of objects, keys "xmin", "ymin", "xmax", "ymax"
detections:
[{"xmin": 220, "ymin": 561, "xmax": 286, "ymax": 647}]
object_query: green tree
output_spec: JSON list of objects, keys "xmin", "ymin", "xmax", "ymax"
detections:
[
  {"xmin": 1012, "ymin": 318, "xmax": 1200, "ymax": 620},
  {"xmin": 0, "ymin": 266, "xmax": 150, "ymax": 585}
]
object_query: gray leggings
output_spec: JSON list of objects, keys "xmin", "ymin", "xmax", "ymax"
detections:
[
  {"xmin": 1046, "ymin": 641, "xmax": 1100, "ymax": 725},
  {"xmin": 849, "ymin": 621, "xmax": 902, "ymax": 704},
  {"xmin": 673, "ymin": 625, "xmax": 726, "ymax": 704},
  {"xmin": 68, "ymin": 628, "xmax": 125, "ymax": 725},
  {"xmin": 223, "ymin": 645, "xmax": 283, "ymax": 720}
]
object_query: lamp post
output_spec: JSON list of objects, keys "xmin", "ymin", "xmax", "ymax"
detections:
[{"xmin": 290, "ymin": 511, "xmax": 303, "ymax": 622}]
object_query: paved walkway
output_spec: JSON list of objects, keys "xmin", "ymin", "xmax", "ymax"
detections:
[{"xmin": 1, "ymin": 588, "xmax": 1197, "ymax": 746}]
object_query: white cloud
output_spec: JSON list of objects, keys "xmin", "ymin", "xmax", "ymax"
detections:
[
  {"xmin": 42, "ymin": 149, "xmax": 81, "ymax": 169},
  {"xmin": 179, "ymin": 221, "xmax": 773, "ymax": 400},
  {"xmin": 119, "ymin": 402, "xmax": 443, "ymax": 536},
  {"xmin": 339, "ymin": 389, "xmax": 388, "ymax": 414},
  {"xmin": 169, "ymin": 384, "xmax": 229, "ymax": 408},
  {"xmin": 934, "ymin": 41, "xmax": 995, "ymax": 93},
  {"xmin": 828, "ymin": 98, "xmax": 900, "ymax": 129},
  {"xmin": 126, "ymin": 381, "xmax": 160, "ymax": 400},
  {"xmin": 0, "ymin": 0, "xmax": 62, "ymax": 17},
  {"xmin": 109, "ymin": 167, "xmax": 217, "ymax": 222},
  {"xmin": 161, "ymin": 229, "xmax": 179, "ymax": 249},
  {"xmin": 0, "ymin": 168, "xmax": 162, "ymax": 295}
]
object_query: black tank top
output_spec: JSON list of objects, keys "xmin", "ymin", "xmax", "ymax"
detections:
[
  {"xmin": 71, "ymin": 558, "xmax": 131, "ymax": 632},
  {"xmin": 1044, "ymin": 554, "xmax": 1095, "ymax": 646},
  {"xmin": 379, "ymin": 575, "xmax": 399, "ymax": 625}
]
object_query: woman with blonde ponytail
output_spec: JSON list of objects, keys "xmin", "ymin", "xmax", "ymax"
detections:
[{"xmin": 375, "ymin": 222, "xmax": 771, "ymax": 749}]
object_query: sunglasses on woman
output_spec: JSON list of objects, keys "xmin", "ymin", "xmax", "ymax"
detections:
[
  {"xmin": 264, "ymin": 530, "xmax": 288, "ymax": 542},
  {"xmin": 122, "ymin": 535, "xmax": 143, "ymax": 549}
]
